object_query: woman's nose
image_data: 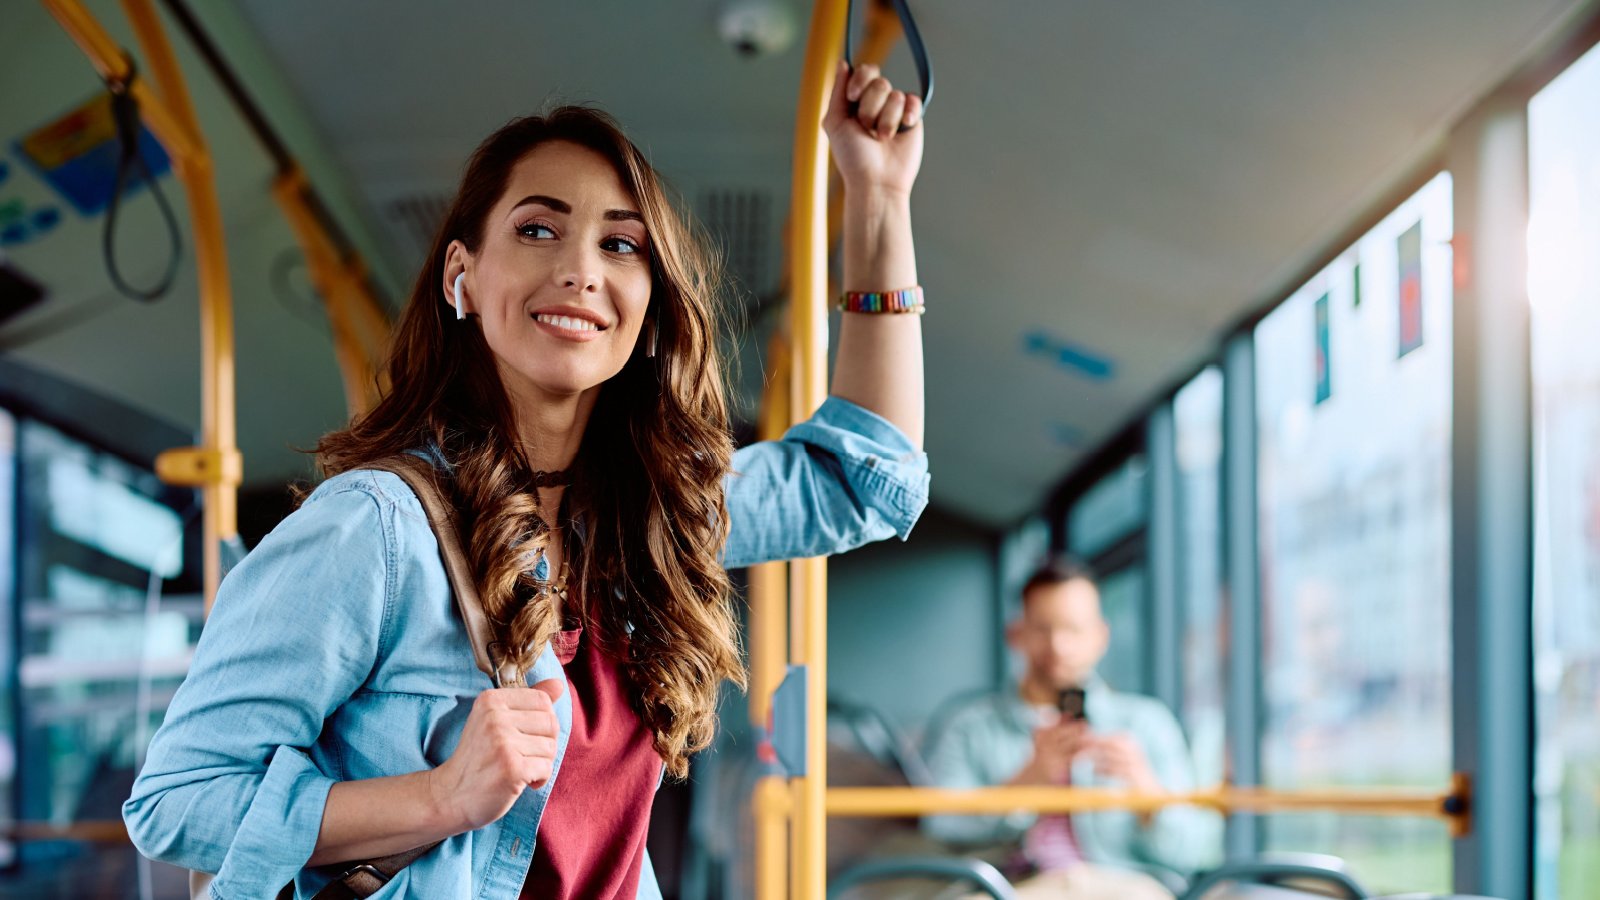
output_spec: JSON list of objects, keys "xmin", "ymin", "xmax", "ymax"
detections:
[{"xmin": 553, "ymin": 241, "xmax": 602, "ymax": 294}]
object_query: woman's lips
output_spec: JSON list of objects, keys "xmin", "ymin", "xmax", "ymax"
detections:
[{"xmin": 532, "ymin": 311, "xmax": 606, "ymax": 342}]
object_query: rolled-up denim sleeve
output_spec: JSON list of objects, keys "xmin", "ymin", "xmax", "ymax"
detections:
[
  {"xmin": 722, "ymin": 396, "xmax": 930, "ymax": 568},
  {"xmin": 123, "ymin": 479, "xmax": 393, "ymax": 896}
]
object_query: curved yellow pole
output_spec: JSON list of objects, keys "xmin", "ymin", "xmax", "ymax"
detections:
[
  {"xmin": 787, "ymin": 2, "xmax": 848, "ymax": 897},
  {"xmin": 43, "ymin": 0, "xmax": 242, "ymax": 610}
]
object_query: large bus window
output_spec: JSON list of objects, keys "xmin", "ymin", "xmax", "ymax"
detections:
[
  {"xmin": 1529, "ymin": 38, "xmax": 1600, "ymax": 899},
  {"xmin": 1097, "ymin": 563, "xmax": 1149, "ymax": 696},
  {"xmin": 1176, "ymin": 366, "xmax": 1226, "ymax": 786},
  {"xmin": 1068, "ymin": 454, "xmax": 1150, "ymax": 695},
  {"xmin": 1068, "ymin": 454, "xmax": 1148, "ymax": 560},
  {"xmin": 14, "ymin": 421, "xmax": 200, "ymax": 831},
  {"xmin": 0, "ymin": 409, "xmax": 13, "ymax": 865},
  {"xmin": 1253, "ymin": 173, "xmax": 1454, "ymax": 893}
]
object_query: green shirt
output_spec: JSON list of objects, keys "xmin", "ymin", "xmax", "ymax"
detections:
[{"xmin": 921, "ymin": 676, "xmax": 1223, "ymax": 874}]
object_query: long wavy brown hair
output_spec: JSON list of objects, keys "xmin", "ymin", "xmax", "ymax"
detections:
[{"xmin": 317, "ymin": 107, "xmax": 743, "ymax": 777}]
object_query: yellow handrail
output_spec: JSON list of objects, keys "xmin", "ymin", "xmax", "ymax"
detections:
[
  {"xmin": 824, "ymin": 777, "xmax": 1472, "ymax": 839},
  {"xmin": 43, "ymin": 0, "xmax": 242, "ymax": 611}
]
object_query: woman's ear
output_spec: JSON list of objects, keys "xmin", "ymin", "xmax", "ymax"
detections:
[{"xmin": 442, "ymin": 240, "xmax": 471, "ymax": 318}]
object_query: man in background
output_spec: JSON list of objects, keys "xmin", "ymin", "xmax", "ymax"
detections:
[{"xmin": 922, "ymin": 557, "xmax": 1221, "ymax": 898}]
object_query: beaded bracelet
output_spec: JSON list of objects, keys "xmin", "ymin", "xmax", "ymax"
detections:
[{"xmin": 837, "ymin": 286, "xmax": 925, "ymax": 315}]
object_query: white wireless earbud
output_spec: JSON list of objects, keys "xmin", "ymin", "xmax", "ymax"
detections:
[{"xmin": 453, "ymin": 272, "xmax": 467, "ymax": 321}]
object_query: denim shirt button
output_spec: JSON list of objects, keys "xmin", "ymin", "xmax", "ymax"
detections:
[{"xmin": 509, "ymin": 837, "xmax": 521, "ymax": 858}]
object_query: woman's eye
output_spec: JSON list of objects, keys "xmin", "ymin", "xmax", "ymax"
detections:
[
  {"xmin": 603, "ymin": 236, "xmax": 641, "ymax": 255},
  {"xmin": 517, "ymin": 222, "xmax": 556, "ymax": 239}
]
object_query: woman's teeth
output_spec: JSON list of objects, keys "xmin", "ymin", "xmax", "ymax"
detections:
[{"xmin": 535, "ymin": 314, "xmax": 601, "ymax": 333}]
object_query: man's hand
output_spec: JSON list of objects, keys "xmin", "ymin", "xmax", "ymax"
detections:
[
  {"xmin": 1008, "ymin": 720, "xmax": 1093, "ymax": 786},
  {"xmin": 1084, "ymin": 732, "xmax": 1163, "ymax": 794}
]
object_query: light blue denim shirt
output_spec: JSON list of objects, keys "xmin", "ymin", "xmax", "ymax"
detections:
[
  {"xmin": 921, "ymin": 676, "xmax": 1223, "ymax": 875},
  {"xmin": 124, "ymin": 397, "xmax": 928, "ymax": 900}
]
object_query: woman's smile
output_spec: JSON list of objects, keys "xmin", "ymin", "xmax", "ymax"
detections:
[{"xmin": 532, "ymin": 305, "xmax": 609, "ymax": 342}]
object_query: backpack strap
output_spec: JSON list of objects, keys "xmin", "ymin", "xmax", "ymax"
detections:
[
  {"xmin": 365, "ymin": 455, "xmax": 519, "ymax": 687},
  {"xmin": 302, "ymin": 455, "xmax": 517, "ymax": 900},
  {"xmin": 300, "ymin": 841, "xmax": 441, "ymax": 899}
]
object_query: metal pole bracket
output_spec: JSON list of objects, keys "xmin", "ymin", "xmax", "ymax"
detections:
[
  {"xmin": 771, "ymin": 664, "xmax": 809, "ymax": 777},
  {"xmin": 155, "ymin": 445, "xmax": 242, "ymax": 487}
]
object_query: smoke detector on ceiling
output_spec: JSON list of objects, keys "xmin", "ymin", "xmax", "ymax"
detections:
[{"xmin": 716, "ymin": 0, "xmax": 798, "ymax": 58}]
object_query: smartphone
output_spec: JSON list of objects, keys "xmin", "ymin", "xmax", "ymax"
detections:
[{"xmin": 1056, "ymin": 686, "xmax": 1088, "ymax": 723}]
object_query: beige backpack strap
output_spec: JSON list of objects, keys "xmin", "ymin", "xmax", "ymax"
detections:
[
  {"xmin": 365, "ymin": 455, "xmax": 516, "ymax": 687},
  {"xmin": 195, "ymin": 457, "xmax": 509, "ymax": 900},
  {"xmin": 279, "ymin": 456, "xmax": 505, "ymax": 900}
]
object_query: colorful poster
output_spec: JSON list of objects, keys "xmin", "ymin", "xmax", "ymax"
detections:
[
  {"xmin": 1397, "ymin": 221, "xmax": 1423, "ymax": 357},
  {"xmin": 1314, "ymin": 292, "xmax": 1331, "ymax": 404},
  {"xmin": 14, "ymin": 93, "xmax": 171, "ymax": 217}
]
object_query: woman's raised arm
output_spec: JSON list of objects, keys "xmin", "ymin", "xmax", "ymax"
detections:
[{"xmin": 825, "ymin": 59, "xmax": 926, "ymax": 448}]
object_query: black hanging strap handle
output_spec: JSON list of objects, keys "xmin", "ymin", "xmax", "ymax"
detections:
[
  {"xmin": 842, "ymin": 0, "xmax": 934, "ymax": 133},
  {"xmin": 102, "ymin": 54, "xmax": 183, "ymax": 303}
]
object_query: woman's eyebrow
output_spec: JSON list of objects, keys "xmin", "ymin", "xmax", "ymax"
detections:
[
  {"xmin": 511, "ymin": 194, "xmax": 570, "ymax": 214},
  {"xmin": 511, "ymin": 194, "xmax": 642, "ymax": 223}
]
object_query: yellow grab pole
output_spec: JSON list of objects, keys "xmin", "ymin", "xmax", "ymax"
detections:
[
  {"xmin": 752, "ymin": 771, "xmax": 791, "ymax": 897},
  {"xmin": 787, "ymin": 2, "xmax": 847, "ymax": 897},
  {"xmin": 39, "ymin": 0, "xmax": 202, "ymax": 165},
  {"xmin": 750, "ymin": 326, "xmax": 791, "ymax": 899},
  {"xmin": 44, "ymin": 0, "xmax": 242, "ymax": 610},
  {"xmin": 749, "ymin": 329, "xmax": 793, "ymax": 726},
  {"xmin": 122, "ymin": 0, "xmax": 239, "ymax": 611}
]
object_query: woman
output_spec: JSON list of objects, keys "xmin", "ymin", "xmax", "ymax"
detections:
[{"xmin": 126, "ymin": 61, "xmax": 928, "ymax": 899}]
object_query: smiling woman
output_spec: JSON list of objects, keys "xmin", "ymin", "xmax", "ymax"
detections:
[{"xmin": 122, "ymin": 76, "xmax": 930, "ymax": 900}]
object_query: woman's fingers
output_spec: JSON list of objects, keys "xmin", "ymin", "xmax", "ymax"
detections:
[
  {"xmin": 838, "ymin": 62, "xmax": 920, "ymax": 138},
  {"xmin": 902, "ymin": 93, "xmax": 923, "ymax": 129},
  {"xmin": 824, "ymin": 60, "xmax": 853, "ymax": 127},
  {"xmin": 516, "ymin": 734, "xmax": 559, "ymax": 760},
  {"xmin": 854, "ymin": 76, "xmax": 893, "ymax": 133},
  {"xmin": 846, "ymin": 63, "xmax": 881, "ymax": 103},
  {"xmin": 877, "ymin": 91, "xmax": 908, "ymax": 139}
]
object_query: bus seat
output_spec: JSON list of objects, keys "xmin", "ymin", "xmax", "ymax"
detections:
[
  {"xmin": 829, "ymin": 857, "xmax": 1018, "ymax": 900},
  {"xmin": 1371, "ymin": 895, "xmax": 1507, "ymax": 899},
  {"xmin": 1183, "ymin": 860, "xmax": 1369, "ymax": 900}
]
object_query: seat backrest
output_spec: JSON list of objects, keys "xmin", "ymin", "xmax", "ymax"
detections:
[
  {"xmin": 1198, "ymin": 886, "xmax": 1348, "ymax": 900},
  {"xmin": 1184, "ymin": 860, "xmax": 1368, "ymax": 900}
]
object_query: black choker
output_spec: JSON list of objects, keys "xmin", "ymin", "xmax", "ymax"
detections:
[{"xmin": 530, "ymin": 470, "xmax": 572, "ymax": 488}]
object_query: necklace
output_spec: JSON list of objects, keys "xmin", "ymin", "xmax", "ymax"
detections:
[
  {"xmin": 531, "ymin": 556, "xmax": 570, "ymax": 604},
  {"xmin": 530, "ymin": 469, "xmax": 572, "ymax": 488},
  {"xmin": 527, "ymin": 473, "xmax": 571, "ymax": 607},
  {"xmin": 530, "ymin": 547, "xmax": 568, "ymax": 590}
]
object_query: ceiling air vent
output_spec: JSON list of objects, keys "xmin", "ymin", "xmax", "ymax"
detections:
[
  {"xmin": 698, "ymin": 187, "xmax": 775, "ymax": 311},
  {"xmin": 380, "ymin": 192, "xmax": 451, "ymax": 263}
]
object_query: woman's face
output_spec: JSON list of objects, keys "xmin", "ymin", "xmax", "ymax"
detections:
[{"xmin": 448, "ymin": 140, "xmax": 654, "ymax": 405}]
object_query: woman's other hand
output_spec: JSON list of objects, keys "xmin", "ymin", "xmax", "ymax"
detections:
[
  {"xmin": 824, "ymin": 60, "xmax": 924, "ymax": 198},
  {"xmin": 427, "ymin": 679, "xmax": 566, "ymax": 831}
]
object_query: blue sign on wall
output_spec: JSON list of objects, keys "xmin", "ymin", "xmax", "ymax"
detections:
[{"xmin": 13, "ymin": 93, "xmax": 172, "ymax": 217}]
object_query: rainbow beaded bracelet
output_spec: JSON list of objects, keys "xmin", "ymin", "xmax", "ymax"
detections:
[{"xmin": 837, "ymin": 286, "xmax": 925, "ymax": 315}]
